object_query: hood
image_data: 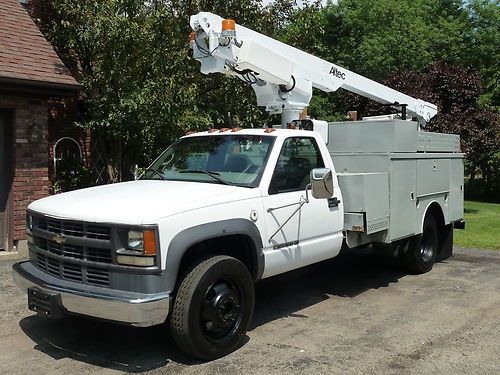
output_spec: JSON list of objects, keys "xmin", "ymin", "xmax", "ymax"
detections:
[{"xmin": 28, "ymin": 180, "xmax": 260, "ymax": 225}]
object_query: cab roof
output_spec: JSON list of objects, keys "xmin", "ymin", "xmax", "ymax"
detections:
[{"xmin": 181, "ymin": 128, "xmax": 317, "ymax": 139}]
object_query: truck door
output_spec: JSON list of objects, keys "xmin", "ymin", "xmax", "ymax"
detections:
[{"xmin": 261, "ymin": 136, "xmax": 343, "ymax": 278}]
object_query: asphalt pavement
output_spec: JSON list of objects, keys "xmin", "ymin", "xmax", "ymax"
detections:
[{"xmin": 0, "ymin": 246, "xmax": 499, "ymax": 374}]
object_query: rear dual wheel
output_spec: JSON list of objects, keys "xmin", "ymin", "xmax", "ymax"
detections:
[
  {"xmin": 170, "ymin": 256, "xmax": 255, "ymax": 360},
  {"xmin": 403, "ymin": 215, "xmax": 439, "ymax": 274}
]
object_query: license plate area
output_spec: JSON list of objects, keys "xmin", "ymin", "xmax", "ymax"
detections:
[{"xmin": 28, "ymin": 288, "xmax": 63, "ymax": 319}]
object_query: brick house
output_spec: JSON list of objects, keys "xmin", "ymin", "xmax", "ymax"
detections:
[{"xmin": 0, "ymin": 0, "xmax": 81, "ymax": 252}]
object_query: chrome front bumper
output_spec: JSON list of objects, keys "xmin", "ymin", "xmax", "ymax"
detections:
[{"xmin": 12, "ymin": 261, "xmax": 170, "ymax": 327}]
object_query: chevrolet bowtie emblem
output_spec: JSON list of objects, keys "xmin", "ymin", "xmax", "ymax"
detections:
[{"xmin": 52, "ymin": 233, "xmax": 66, "ymax": 245}]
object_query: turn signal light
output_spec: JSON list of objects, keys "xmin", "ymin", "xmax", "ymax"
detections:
[
  {"xmin": 189, "ymin": 31, "xmax": 196, "ymax": 43},
  {"xmin": 143, "ymin": 230, "xmax": 156, "ymax": 256}
]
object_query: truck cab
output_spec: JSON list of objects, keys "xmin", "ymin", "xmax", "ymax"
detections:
[{"xmin": 13, "ymin": 127, "xmax": 346, "ymax": 359}]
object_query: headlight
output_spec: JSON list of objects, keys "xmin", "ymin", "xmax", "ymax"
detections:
[
  {"xmin": 127, "ymin": 230, "xmax": 144, "ymax": 251},
  {"xmin": 127, "ymin": 230, "xmax": 157, "ymax": 255},
  {"xmin": 119, "ymin": 229, "xmax": 157, "ymax": 267}
]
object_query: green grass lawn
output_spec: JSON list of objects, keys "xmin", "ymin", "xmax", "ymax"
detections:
[{"xmin": 454, "ymin": 201, "xmax": 500, "ymax": 250}]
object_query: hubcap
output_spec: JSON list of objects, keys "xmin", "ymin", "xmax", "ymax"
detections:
[{"xmin": 201, "ymin": 279, "xmax": 242, "ymax": 342}]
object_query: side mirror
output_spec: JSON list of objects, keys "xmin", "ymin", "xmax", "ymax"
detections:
[{"xmin": 310, "ymin": 168, "xmax": 334, "ymax": 199}]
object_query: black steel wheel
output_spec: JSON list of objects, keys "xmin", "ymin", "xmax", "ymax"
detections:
[
  {"xmin": 403, "ymin": 215, "xmax": 439, "ymax": 274},
  {"xmin": 170, "ymin": 256, "xmax": 254, "ymax": 360}
]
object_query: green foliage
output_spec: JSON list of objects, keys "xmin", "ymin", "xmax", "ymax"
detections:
[
  {"xmin": 53, "ymin": 157, "xmax": 92, "ymax": 193},
  {"xmin": 319, "ymin": 0, "xmax": 470, "ymax": 78},
  {"xmin": 34, "ymin": 0, "xmax": 499, "ymax": 192},
  {"xmin": 468, "ymin": 0, "xmax": 500, "ymax": 108},
  {"xmin": 454, "ymin": 201, "xmax": 500, "ymax": 250},
  {"xmin": 38, "ymin": 0, "xmax": 282, "ymax": 181},
  {"xmin": 38, "ymin": 1, "xmax": 203, "ymax": 180}
]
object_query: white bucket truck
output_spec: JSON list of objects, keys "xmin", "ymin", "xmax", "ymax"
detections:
[{"xmin": 13, "ymin": 12, "xmax": 464, "ymax": 359}]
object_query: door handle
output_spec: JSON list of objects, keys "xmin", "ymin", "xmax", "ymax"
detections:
[{"xmin": 328, "ymin": 197, "xmax": 341, "ymax": 208}]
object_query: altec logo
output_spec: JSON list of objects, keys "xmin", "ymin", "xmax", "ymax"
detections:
[{"xmin": 329, "ymin": 66, "xmax": 346, "ymax": 80}]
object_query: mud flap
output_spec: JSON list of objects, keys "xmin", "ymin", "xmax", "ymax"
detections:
[{"xmin": 438, "ymin": 224, "xmax": 453, "ymax": 261}]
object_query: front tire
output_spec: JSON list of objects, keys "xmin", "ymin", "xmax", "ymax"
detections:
[
  {"xmin": 170, "ymin": 256, "xmax": 255, "ymax": 360},
  {"xmin": 403, "ymin": 215, "xmax": 439, "ymax": 274}
]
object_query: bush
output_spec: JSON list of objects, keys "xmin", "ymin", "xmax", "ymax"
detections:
[{"xmin": 53, "ymin": 157, "xmax": 93, "ymax": 193}]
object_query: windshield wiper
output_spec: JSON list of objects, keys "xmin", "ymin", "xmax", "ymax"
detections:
[
  {"xmin": 142, "ymin": 168, "xmax": 166, "ymax": 180},
  {"xmin": 179, "ymin": 169, "xmax": 233, "ymax": 185}
]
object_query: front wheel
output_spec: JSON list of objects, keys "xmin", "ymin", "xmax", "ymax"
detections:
[
  {"xmin": 402, "ymin": 215, "xmax": 439, "ymax": 274},
  {"xmin": 170, "ymin": 256, "xmax": 255, "ymax": 360}
]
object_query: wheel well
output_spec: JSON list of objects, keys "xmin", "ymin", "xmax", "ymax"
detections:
[
  {"xmin": 425, "ymin": 202, "xmax": 445, "ymax": 229},
  {"xmin": 178, "ymin": 235, "xmax": 257, "ymax": 282},
  {"xmin": 424, "ymin": 202, "xmax": 447, "ymax": 256}
]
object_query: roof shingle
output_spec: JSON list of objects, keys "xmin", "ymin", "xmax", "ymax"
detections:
[{"xmin": 0, "ymin": 0, "xmax": 80, "ymax": 89}]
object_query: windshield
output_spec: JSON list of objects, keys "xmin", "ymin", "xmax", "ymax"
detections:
[{"xmin": 140, "ymin": 134, "xmax": 275, "ymax": 187}]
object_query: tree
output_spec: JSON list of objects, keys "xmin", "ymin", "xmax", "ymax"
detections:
[
  {"xmin": 33, "ymin": 0, "xmax": 292, "ymax": 182},
  {"xmin": 34, "ymin": 1, "xmax": 207, "ymax": 181},
  {"xmin": 33, "ymin": 0, "xmax": 498, "ymax": 198},
  {"xmin": 467, "ymin": 0, "xmax": 500, "ymax": 108}
]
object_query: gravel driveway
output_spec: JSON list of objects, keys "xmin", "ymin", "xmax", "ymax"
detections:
[{"xmin": 0, "ymin": 247, "xmax": 499, "ymax": 374}]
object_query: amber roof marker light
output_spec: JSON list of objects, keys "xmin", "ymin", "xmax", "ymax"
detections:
[{"xmin": 221, "ymin": 19, "xmax": 236, "ymax": 38}]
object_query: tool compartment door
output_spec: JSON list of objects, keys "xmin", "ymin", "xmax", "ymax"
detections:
[
  {"xmin": 449, "ymin": 158, "xmax": 464, "ymax": 222},
  {"xmin": 390, "ymin": 159, "xmax": 417, "ymax": 240}
]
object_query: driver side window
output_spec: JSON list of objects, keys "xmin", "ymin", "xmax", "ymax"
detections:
[{"xmin": 269, "ymin": 137, "xmax": 324, "ymax": 194}]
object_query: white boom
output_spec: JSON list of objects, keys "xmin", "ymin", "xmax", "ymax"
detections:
[{"xmin": 190, "ymin": 12, "xmax": 437, "ymax": 127}]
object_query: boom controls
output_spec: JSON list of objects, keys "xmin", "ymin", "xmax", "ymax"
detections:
[{"xmin": 288, "ymin": 119, "xmax": 314, "ymax": 131}]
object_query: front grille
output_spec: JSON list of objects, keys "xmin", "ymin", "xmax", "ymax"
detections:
[
  {"xmin": 37, "ymin": 217, "xmax": 111, "ymax": 241},
  {"xmin": 36, "ymin": 253, "xmax": 110, "ymax": 286},
  {"xmin": 87, "ymin": 267, "xmax": 110, "ymax": 286},
  {"xmin": 87, "ymin": 225, "xmax": 111, "ymax": 240},
  {"xmin": 37, "ymin": 237, "xmax": 84, "ymax": 260},
  {"xmin": 31, "ymin": 215, "xmax": 113, "ymax": 287},
  {"xmin": 62, "ymin": 262, "xmax": 82, "ymax": 282},
  {"xmin": 87, "ymin": 247, "xmax": 112, "ymax": 263},
  {"xmin": 35, "ymin": 237, "xmax": 112, "ymax": 264}
]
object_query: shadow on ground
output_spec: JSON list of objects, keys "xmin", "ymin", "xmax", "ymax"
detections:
[{"xmin": 19, "ymin": 248, "xmax": 408, "ymax": 372}]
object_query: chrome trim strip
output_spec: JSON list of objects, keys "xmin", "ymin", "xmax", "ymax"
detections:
[{"xmin": 12, "ymin": 261, "xmax": 170, "ymax": 327}]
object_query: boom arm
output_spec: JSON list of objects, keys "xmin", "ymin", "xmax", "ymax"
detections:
[{"xmin": 190, "ymin": 12, "xmax": 437, "ymax": 126}]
